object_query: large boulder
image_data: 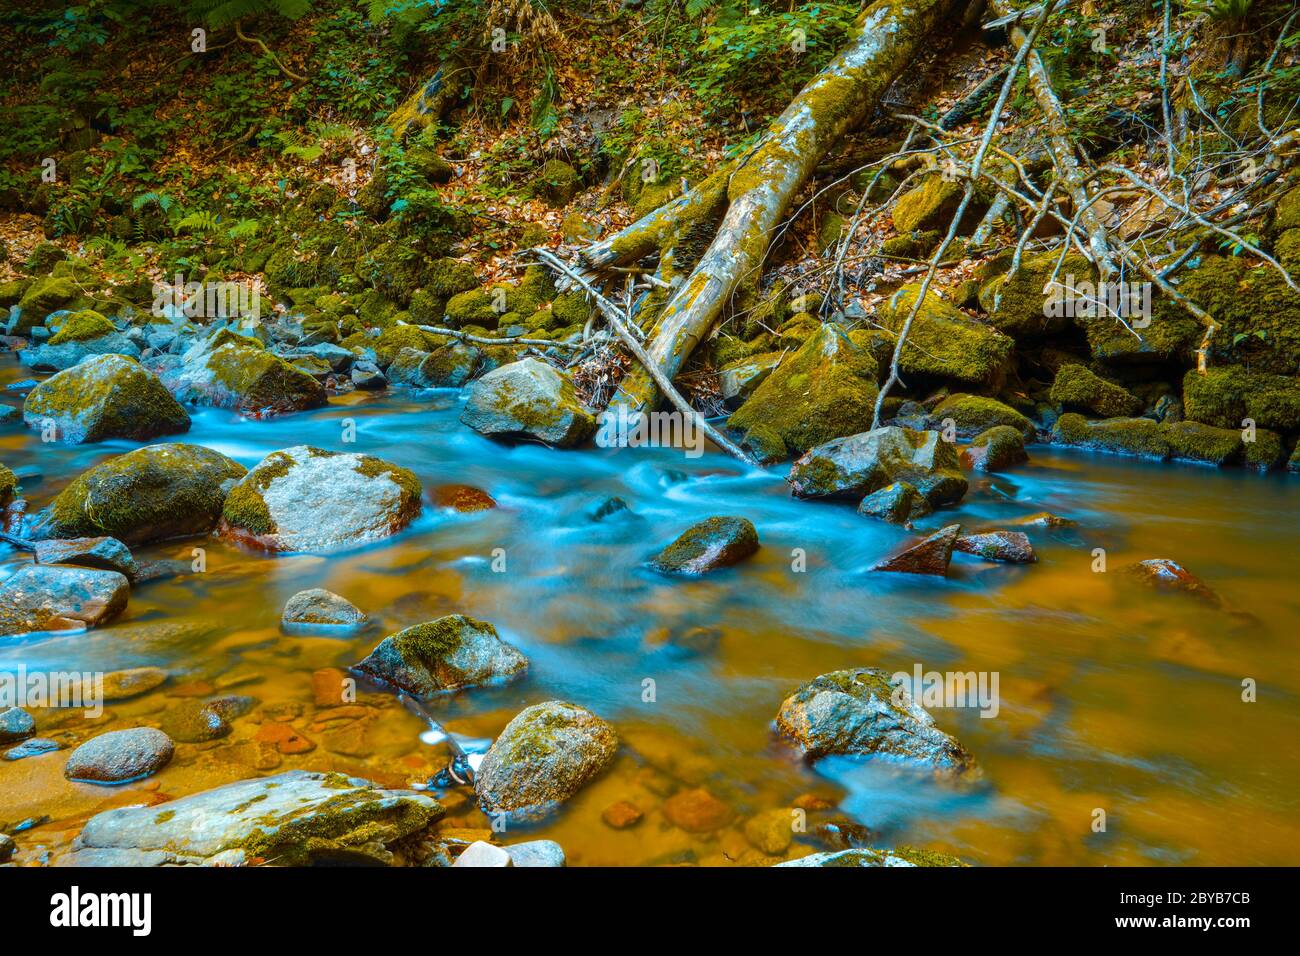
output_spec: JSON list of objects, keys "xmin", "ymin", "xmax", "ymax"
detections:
[
  {"xmin": 726, "ymin": 324, "xmax": 879, "ymax": 463},
  {"xmin": 65, "ymin": 770, "xmax": 444, "ymax": 866},
  {"xmin": 219, "ymin": 446, "xmax": 421, "ymax": 552},
  {"xmin": 649, "ymin": 516, "xmax": 759, "ymax": 574},
  {"xmin": 474, "ymin": 701, "xmax": 618, "ymax": 820},
  {"xmin": 960, "ymin": 425, "xmax": 1028, "ymax": 472},
  {"xmin": 63, "ymin": 728, "xmax": 174, "ymax": 784},
  {"xmin": 14, "ymin": 276, "xmax": 79, "ymax": 332},
  {"xmin": 162, "ymin": 339, "xmax": 327, "ymax": 417},
  {"xmin": 23, "ymin": 354, "xmax": 190, "ymax": 444},
  {"xmin": 460, "ymin": 358, "xmax": 595, "ymax": 447},
  {"xmin": 1181, "ymin": 365, "xmax": 1300, "ymax": 432},
  {"xmin": 37, "ymin": 443, "xmax": 246, "ymax": 545},
  {"xmin": 876, "ymin": 283, "xmax": 1014, "ymax": 389},
  {"xmin": 788, "ymin": 426, "xmax": 967, "ymax": 507},
  {"xmin": 354, "ymin": 615, "xmax": 528, "ymax": 695},
  {"xmin": 775, "ymin": 667, "xmax": 974, "ymax": 773},
  {"xmin": 1051, "ymin": 413, "xmax": 1171, "ymax": 460},
  {"xmin": 0, "ymin": 565, "xmax": 129, "ymax": 636},
  {"xmin": 1049, "ymin": 364, "xmax": 1141, "ymax": 417}
]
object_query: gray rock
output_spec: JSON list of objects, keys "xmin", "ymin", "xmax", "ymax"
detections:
[
  {"xmin": 960, "ymin": 425, "xmax": 1028, "ymax": 472},
  {"xmin": 453, "ymin": 840, "xmax": 512, "ymax": 867},
  {"xmin": 19, "ymin": 332, "xmax": 141, "ymax": 372},
  {"xmin": 650, "ymin": 516, "xmax": 759, "ymax": 574},
  {"xmin": 954, "ymin": 531, "xmax": 1036, "ymax": 564},
  {"xmin": 351, "ymin": 364, "xmax": 386, "ymax": 391},
  {"xmin": 461, "ymin": 358, "xmax": 595, "ymax": 447},
  {"xmin": 789, "ymin": 426, "xmax": 968, "ymax": 507},
  {"xmin": 99, "ymin": 667, "xmax": 168, "ymax": 701},
  {"xmin": 857, "ymin": 481, "xmax": 932, "ymax": 525},
  {"xmin": 65, "ymin": 770, "xmax": 444, "ymax": 866},
  {"xmin": 475, "ymin": 700, "xmax": 618, "ymax": 820},
  {"xmin": 160, "ymin": 336, "xmax": 326, "ymax": 417},
  {"xmin": 0, "ymin": 565, "xmax": 130, "ymax": 637},
  {"xmin": 506, "ymin": 839, "xmax": 566, "ymax": 867},
  {"xmin": 23, "ymin": 354, "xmax": 190, "ymax": 444},
  {"xmin": 354, "ymin": 614, "xmax": 527, "ymax": 696},
  {"xmin": 0, "ymin": 706, "xmax": 36, "ymax": 743},
  {"xmin": 282, "ymin": 588, "xmax": 367, "ymax": 629},
  {"xmin": 63, "ymin": 727, "xmax": 175, "ymax": 784},
  {"xmin": 775, "ymin": 667, "xmax": 974, "ymax": 773},
  {"xmin": 5, "ymin": 737, "xmax": 61, "ymax": 760},
  {"xmin": 34, "ymin": 535, "xmax": 140, "ymax": 581},
  {"xmin": 219, "ymin": 445, "xmax": 422, "ymax": 553}
]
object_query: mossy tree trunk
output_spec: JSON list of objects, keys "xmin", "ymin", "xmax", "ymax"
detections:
[{"xmin": 579, "ymin": 0, "xmax": 964, "ymax": 413}]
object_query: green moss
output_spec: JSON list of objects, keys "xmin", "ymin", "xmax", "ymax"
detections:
[
  {"xmin": 551, "ymin": 291, "xmax": 591, "ymax": 328},
  {"xmin": 1051, "ymin": 412, "xmax": 1171, "ymax": 460},
  {"xmin": 48, "ymin": 443, "xmax": 247, "ymax": 544},
  {"xmin": 531, "ymin": 160, "xmax": 581, "ymax": 207},
  {"xmin": 1274, "ymin": 185, "xmax": 1300, "ymax": 232},
  {"xmin": 1182, "ymin": 366, "xmax": 1300, "ymax": 431},
  {"xmin": 16, "ymin": 276, "xmax": 79, "ymax": 330},
  {"xmin": 1178, "ymin": 256, "xmax": 1300, "ymax": 374},
  {"xmin": 0, "ymin": 464, "xmax": 18, "ymax": 506},
  {"xmin": 354, "ymin": 455, "xmax": 422, "ymax": 502},
  {"xmin": 425, "ymin": 258, "xmax": 478, "ymax": 298},
  {"xmin": 1161, "ymin": 420, "xmax": 1244, "ymax": 465},
  {"xmin": 727, "ymin": 324, "xmax": 878, "ymax": 462},
  {"xmin": 25, "ymin": 355, "xmax": 191, "ymax": 444},
  {"xmin": 201, "ymin": 345, "xmax": 325, "ymax": 415},
  {"xmin": 891, "ymin": 844, "xmax": 967, "ymax": 867},
  {"xmin": 876, "ymin": 282, "xmax": 1014, "ymax": 387},
  {"xmin": 47, "ymin": 309, "xmax": 115, "ymax": 345},
  {"xmin": 977, "ymin": 251, "xmax": 1092, "ymax": 340},
  {"xmin": 892, "ymin": 175, "xmax": 982, "ymax": 234},
  {"xmin": 1243, "ymin": 428, "xmax": 1285, "ymax": 472},
  {"xmin": 25, "ymin": 241, "xmax": 67, "ymax": 273},
  {"xmin": 1276, "ymin": 228, "xmax": 1300, "ymax": 274},
  {"xmin": 1049, "ymin": 364, "xmax": 1142, "ymax": 417},
  {"xmin": 928, "ymin": 393, "xmax": 1033, "ymax": 438},
  {"xmin": 374, "ymin": 325, "xmax": 437, "ymax": 366}
]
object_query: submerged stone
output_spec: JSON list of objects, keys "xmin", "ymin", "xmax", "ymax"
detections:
[
  {"xmin": 34, "ymin": 536, "xmax": 140, "ymax": 581},
  {"xmin": 282, "ymin": 588, "xmax": 368, "ymax": 629},
  {"xmin": 954, "ymin": 531, "xmax": 1036, "ymax": 563},
  {"xmin": 856, "ymin": 481, "xmax": 932, "ymax": 525},
  {"xmin": 776, "ymin": 846, "xmax": 966, "ymax": 867},
  {"xmin": 1124, "ymin": 558, "xmax": 1222, "ymax": 606}
]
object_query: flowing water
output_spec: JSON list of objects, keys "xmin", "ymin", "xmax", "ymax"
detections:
[{"xmin": 2, "ymin": 356, "xmax": 1298, "ymax": 866}]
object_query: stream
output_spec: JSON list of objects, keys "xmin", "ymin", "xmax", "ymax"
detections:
[{"xmin": 2, "ymin": 356, "xmax": 1298, "ymax": 866}]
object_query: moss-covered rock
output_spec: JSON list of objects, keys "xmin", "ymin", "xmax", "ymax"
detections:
[
  {"xmin": 1242, "ymin": 428, "xmax": 1285, "ymax": 472},
  {"xmin": 1176, "ymin": 256, "xmax": 1300, "ymax": 374},
  {"xmin": 461, "ymin": 358, "xmax": 595, "ymax": 447},
  {"xmin": 474, "ymin": 700, "xmax": 618, "ymax": 821},
  {"xmin": 1049, "ymin": 364, "xmax": 1142, "ymax": 417},
  {"xmin": 531, "ymin": 159, "xmax": 581, "ymax": 207},
  {"xmin": 47, "ymin": 309, "xmax": 115, "ymax": 345},
  {"xmin": 1161, "ymin": 420, "xmax": 1244, "ymax": 466},
  {"xmin": 788, "ymin": 425, "xmax": 968, "ymax": 506},
  {"xmin": 961, "ymin": 424, "xmax": 1028, "ymax": 471},
  {"xmin": 24, "ymin": 354, "xmax": 190, "ymax": 444},
  {"xmin": 371, "ymin": 324, "xmax": 438, "ymax": 367},
  {"xmin": 856, "ymin": 481, "xmax": 932, "ymax": 525},
  {"xmin": 776, "ymin": 846, "xmax": 967, "ymax": 867},
  {"xmin": 891, "ymin": 175, "xmax": 983, "ymax": 234},
  {"xmin": 165, "ymin": 342, "xmax": 327, "ymax": 417},
  {"xmin": 354, "ymin": 614, "xmax": 527, "ymax": 696},
  {"xmin": 40, "ymin": 443, "xmax": 247, "ymax": 544},
  {"xmin": 925, "ymin": 393, "xmax": 1034, "ymax": 440},
  {"xmin": 876, "ymin": 282, "xmax": 1014, "ymax": 389},
  {"xmin": 219, "ymin": 445, "xmax": 422, "ymax": 553},
  {"xmin": 727, "ymin": 324, "xmax": 879, "ymax": 463},
  {"xmin": 1181, "ymin": 366, "xmax": 1300, "ymax": 431},
  {"xmin": 1051, "ymin": 412, "xmax": 1171, "ymax": 460},
  {"xmin": 0, "ymin": 464, "xmax": 17, "ymax": 507},
  {"xmin": 16, "ymin": 276, "xmax": 79, "ymax": 331},
  {"xmin": 650, "ymin": 516, "xmax": 759, "ymax": 574},
  {"xmin": 976, "ymin": 251, "xmax": 1090, "ymax": 340},
  {"xmin": 0, "ymin": 278, "xmax": 33, "ymax": 309}
]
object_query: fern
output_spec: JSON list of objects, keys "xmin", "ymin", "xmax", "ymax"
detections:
[
  {"xmin": 175, "ymin": 211, "xmax": 221, "ymax": 235},
  {"xmin": 131, "ymin": 191, "xmax": 174, "ymax": 213},
  {"xmin": 227, "ymin": 218, "xmax": 261, "ymax": 239}
]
